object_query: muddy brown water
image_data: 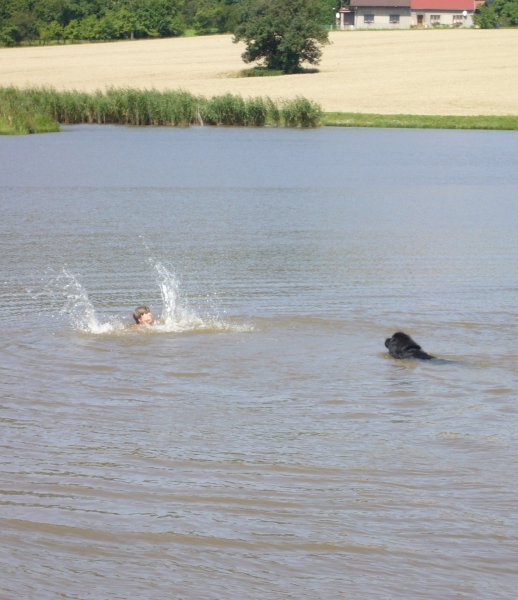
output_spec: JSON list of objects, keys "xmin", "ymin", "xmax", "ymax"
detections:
[{"xmin": 1, "ymin": 125, "xmax": 517, "ymax": 599}]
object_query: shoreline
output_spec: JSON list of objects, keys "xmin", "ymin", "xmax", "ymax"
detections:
[
  {"xmin": 3, "ymin": 115, "xmax": 518, "ymax": 135},
  {"xmin": 321, "ymin": 112, "xmax": 518, "ymax": 130}
]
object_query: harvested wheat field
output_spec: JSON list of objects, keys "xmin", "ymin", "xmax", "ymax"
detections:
[{"xmin": 1, "ymin": 29, "xmax": 518, "ymax": 115}]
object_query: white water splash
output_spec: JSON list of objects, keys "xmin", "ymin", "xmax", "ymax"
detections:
[
  {"xmin": 154, "ymin": 262, "xmax": 201, "ymax": 330},
  {"xmin": 152, "ymin": 262, "xmax": 251, "ymax": 333},
  {"xmin": 54, "ymin": 264, "xmax": 252, "ymax": 335},
  {"xmin": 57, "ymin": 269, "xmax": 121, "ymax": 334}
]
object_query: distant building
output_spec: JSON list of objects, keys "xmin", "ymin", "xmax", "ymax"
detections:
[{"xmin": 336, "ymin": 0, "xmax": 475, "ymax": 29}]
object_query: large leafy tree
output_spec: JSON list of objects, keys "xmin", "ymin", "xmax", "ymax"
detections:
[{"xmin": 233, "ymin": 0, "xmax": 330, "ymax": 74}]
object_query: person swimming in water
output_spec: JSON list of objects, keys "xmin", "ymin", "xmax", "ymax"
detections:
[{"xmin": 133, "ymin": 305, "xmax": 154, "ymax": 326}]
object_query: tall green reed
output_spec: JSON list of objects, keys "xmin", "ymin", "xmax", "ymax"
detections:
[
  {"xmin": 282, "ymin": 97, "xmax": 321, "ymax": 128},
  {"xmin": 0, "ymin": 87, "xmax": 59, "ymax": 134},
  {"xmin": 0, "ymin": 87, "xmax": 322, "ymax": 134}
]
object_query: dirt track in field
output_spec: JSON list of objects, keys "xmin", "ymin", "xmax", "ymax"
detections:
[{"xmin": 1, "ymin": 30, "xmax": 517, "ymax": 115}]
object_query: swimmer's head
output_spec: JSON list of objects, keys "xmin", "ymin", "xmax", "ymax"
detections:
[{"xmin": 133, "ymin": 305, "xmax": 154, "ymax": 325}]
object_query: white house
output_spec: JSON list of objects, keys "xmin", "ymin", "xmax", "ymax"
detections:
[{"xmin": 336, "ymin": 0, "xmax": 475, "ymax": 28}]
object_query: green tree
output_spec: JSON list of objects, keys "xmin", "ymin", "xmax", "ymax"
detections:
[
  {"xmin": 500, "ymin": 0, "xmax": 518, "ymax": 23},
  {"xmin": 0, "ymin": 24, "xmax": 23, "ymax": 46},
  {"xmin": 158, "ymin": 15, "xmax": 186, "ymax": 36},
  {"xmin": 63, "ymin": 18, "xmax": 81, "ymax": 40},
  {"xmin": 34, "ymin": 0, "xmax": 75, "ymax": 26},
  {"xmin": 38, "ymin": 20, "xmax": 64, "ymax": 42},
  {"xmin": 475, "ymin": 0, "xmax": 518, "ymax": 26},
  {"xmin": 192, "ymin": 0, "xmax": 240, "ymax": 34},
  {"xmin": 117, "ymin": 0, "xmax": 185, "ymax": 38},
  {"xmin": 106, "ymin": 7, "xmax": 137, "ymax": 39},
  {"xmin": 233, "ymin": 0, "xmax": 330, "ymax": 74},
  {"xmin": 77, "ymin": 14, "xmax": 102, "ymax": 39},
  {"xmin": 10, "ymin": 9, "xmax": 39, "ymax": 40}
]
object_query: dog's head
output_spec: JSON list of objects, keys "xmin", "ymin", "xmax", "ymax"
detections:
[
  {"xmin": 385, "ymin": 331, "xmax": 434, "ymax": 360},
  {"xmin": 386, "ymin": 332, "xmax": 421, "ymax": 351}
]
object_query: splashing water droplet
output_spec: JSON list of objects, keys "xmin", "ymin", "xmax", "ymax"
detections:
[
  {"xmin": 57, "ymin": 269, "xmax": 120, "ymax": 334},
  {"xmin": 153, "ymin": 262, "xmax": 211, "ymax": 331},
  {"xmin": 151, "ymin": 262, "xmax": 253, "ymax": 333}
]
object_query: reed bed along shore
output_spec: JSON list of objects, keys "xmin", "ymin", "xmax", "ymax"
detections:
[
  {"xmin": 3, "ymin": 87, "xmax": 517, "ymax": 135},
  {"xmin": 0, "ymin": 87, "xmax": 321, "ymax": 134}
]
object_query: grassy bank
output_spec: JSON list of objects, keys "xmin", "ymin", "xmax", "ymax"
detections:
[
  {"xmin": 322, "ymin": 112, "xmax": 518, "ymax": 130},
  {"xmin": 0, "ymin": 87, "xmax": 321, "ymax": 134}
]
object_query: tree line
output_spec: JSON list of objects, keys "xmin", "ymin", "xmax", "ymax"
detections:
[
  {"xmin": 1, "ymin": 0, "xmax": 515, "ymax": 51},
  {"xmin": 0, "ymin": 0, "xmax": 341, "ymax": 47},
  {"xmin": 0, "ymin": 0, "xmax": 245, "ymax": 46}
]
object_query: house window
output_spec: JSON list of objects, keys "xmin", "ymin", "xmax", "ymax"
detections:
[
  {"xmin": 364, "ymin": 14, "xmax": 375, "ymax": 23},
  {"xmin": 430, "ymin": 14, "xmax": 441, "ymax": 25},
  {"xmin": 389, "ymin": 14, "xmax": 400, "ymax": 23},
  {"xmin": 452, "ymin": 14, "xmax": 464, "ymax": 23}
]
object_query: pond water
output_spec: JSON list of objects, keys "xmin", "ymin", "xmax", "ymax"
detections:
[{"xmin": 1, "ymin": 125, "xmax": 517, "ymax": 599}]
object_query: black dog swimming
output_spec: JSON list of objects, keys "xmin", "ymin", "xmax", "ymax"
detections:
[{"xmin": 385, "ymin": 332, "xmax": 435, "ymax": 360}]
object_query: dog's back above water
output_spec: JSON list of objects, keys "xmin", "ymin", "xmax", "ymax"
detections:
[{"xmin": 385, "ymin": 331, "xmax": 435, "ymax": 360}]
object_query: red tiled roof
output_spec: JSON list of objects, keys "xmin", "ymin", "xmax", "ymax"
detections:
[
  {"xmin": 351, "ymin": 0, "xmax": 410, "ymax": 5},
  {"xmin": 411, "ymin": 0, "xmax": 474, "ymax": 9}
]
